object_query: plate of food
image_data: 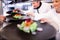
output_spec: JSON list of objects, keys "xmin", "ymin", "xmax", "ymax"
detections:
[
  {"xmin": 17, "ymin": 18, "xmax": 38, "ymax": 34},
  {"xmin": 6, "ymin": 9, "xmax": 31, "ymax": 23},
  {"xmin": 6, "ymin": 8, "xmax": 26, "ymax": 19}
]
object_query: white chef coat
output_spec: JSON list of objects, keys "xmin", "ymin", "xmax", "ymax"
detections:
[
  {"xmin": 24, "ymin": 2, "xmax": 51, "ymax": 20},
  {"xmin": 48, "ymin": 9, "xmax": 60, "ymax": 32},
  {"xmin": 39, "ymin": 9, "xmax": 60, "ymax": 32}
]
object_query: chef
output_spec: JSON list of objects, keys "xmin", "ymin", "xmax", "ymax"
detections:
[
  {"xmin": 38, "ymin": 0, "xmax": 60, "ymax": 32},
  {"xmin": 26, "ymin": 0, "xmax": 51, "ymax": 20}
]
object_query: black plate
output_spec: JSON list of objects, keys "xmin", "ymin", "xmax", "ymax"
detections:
[{"xmin": 6, "ymin": 14, "xmax": 30, "ymax": 23}]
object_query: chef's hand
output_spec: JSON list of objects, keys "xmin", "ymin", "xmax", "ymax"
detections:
[
  {"xmin": 27, "ymin": 12, "xmax": 34, "ymax": 17},
  {"xmin": 40, "ymin": 18, "xmax": 49, "ymax": 23},
  {"xmin": 0, "ymin": 15, "xmax": 6, "ymax": 22}
]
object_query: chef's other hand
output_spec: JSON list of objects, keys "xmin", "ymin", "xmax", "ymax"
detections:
[{"xmin": 0, "ymin": 15, "xmax": 6, "ymax": 22}]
